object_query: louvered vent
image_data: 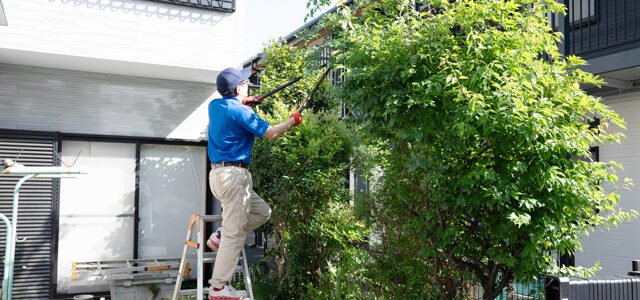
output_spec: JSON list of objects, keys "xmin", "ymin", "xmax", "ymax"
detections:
[
  {"xmin": 0, "ymin": 133, "xmax": 57, "ymax": 299},
  {"xmin": 147, "ymin": 0, "xmax": 234, "ymax": 12}
]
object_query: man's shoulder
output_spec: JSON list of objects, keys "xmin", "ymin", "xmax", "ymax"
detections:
[
  {"xmin": 227, "ymin": 99, "xmax": 254, "ymax": 115},
  {"xmin": 209, "ymin": 97, "xmax": 225, "ymax": 108}
]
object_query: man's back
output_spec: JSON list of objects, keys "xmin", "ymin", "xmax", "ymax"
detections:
[{"xmin": 207, "ymin": 96, "xmax": 269, "ymax": 165}]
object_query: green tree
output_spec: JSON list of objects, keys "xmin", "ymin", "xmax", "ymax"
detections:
[
  {"xmin": 304, "ymin": 0, "xmax": 635, "ymax": 298},
  {"xmin": 250, "ymin": 41, "xmax": 369, "ymax": 298}
]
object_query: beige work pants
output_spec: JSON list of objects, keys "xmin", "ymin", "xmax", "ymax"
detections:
[{"xmin": 209, "ymin": 166, "xmax": 271, "ymax": 289}]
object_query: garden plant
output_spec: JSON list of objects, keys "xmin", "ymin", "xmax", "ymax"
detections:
[
  {"xmin": 249, "ymin": 0, "xmax": 636, "ymax": 298},
  {"xmin": 250, "ymin": 42, "xmax": 371, "ymax": 299},
  {"xmin": 295, "ymin": 0, "xmax": 634, "ymax": 299}
]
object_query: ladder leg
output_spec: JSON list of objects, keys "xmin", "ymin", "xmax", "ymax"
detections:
[
  {"xmin": 173, "ymin": 214, "xmax": 196, "ymax": 300},
  {"xmin": 242, "ymin": 248, "xmax": 254, "ymax": 300},
  {"xmin": 198, "ymin": 215, "xmax": 204, "ymax": 300}
]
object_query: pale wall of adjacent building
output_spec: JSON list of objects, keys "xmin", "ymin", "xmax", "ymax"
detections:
[{"xmin": 576, "ymin": 90, "xmax": 640, "ymax": 276}]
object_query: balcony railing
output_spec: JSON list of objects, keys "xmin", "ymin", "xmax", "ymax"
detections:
[
  {"xmin": 147, "ymin": 0, "xmax": 234, "ymax": 12},
  {"xmin": 554, "ymin": 0, "xmax": 640, "ymax": 58}
]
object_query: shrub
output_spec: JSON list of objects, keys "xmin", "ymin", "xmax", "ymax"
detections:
[
  {"xmin": 250, "ymin": 42, "xmax": 369, "ymax": 298},
  {"xmin": 305, "ymin": 0, "xmax": 636, "ymax": 298}
]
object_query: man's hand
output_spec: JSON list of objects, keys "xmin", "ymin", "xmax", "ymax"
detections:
[
  {"xmin": 263, "ymin": 114, "xmax": 300, "ymax": 140},
  {"xmin": 251, "ymin": 63, "xmax": 266, "ymax": 74},
  {"xmin": 242, "ymin": 96, "xmax": 263, "ymax": 107},
  {"xmin": 290, "ymin": 112, "xmax": 302, "ymax": 126}
]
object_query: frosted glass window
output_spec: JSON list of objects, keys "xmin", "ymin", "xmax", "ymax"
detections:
[
  {"xmin": 57, "ymin": 141, "xmax": 136, "ymax": 294},
  {"xmin": 138, "ymin": 144, "xmax": 206, "ymax": 260}
]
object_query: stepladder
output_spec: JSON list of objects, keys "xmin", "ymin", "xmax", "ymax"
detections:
[{"xmin": 172, "ymin": 214, "xmax": 254, "ymax": 300}]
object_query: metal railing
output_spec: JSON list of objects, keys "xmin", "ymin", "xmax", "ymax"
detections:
[
  {"xmin": 554, "ymin": 0, "xmax": 640, "ymax": 58},
  {"xmin": 146, "ymin": 0, "xmax": 234, "ymax": 12}
]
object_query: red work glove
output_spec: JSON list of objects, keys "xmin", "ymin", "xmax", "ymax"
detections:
[
  {"xmin": 242, "ymin": 96, "xmax": 263, "ymax": 107},
  {"xmin": 290, "ymin": 112, "xmax": 302, "ymax": 126}
]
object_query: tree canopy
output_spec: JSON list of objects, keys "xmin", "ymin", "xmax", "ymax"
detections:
[{"xmin": 296, "ymin": 0, "xmax": 636, "ymax": 298}]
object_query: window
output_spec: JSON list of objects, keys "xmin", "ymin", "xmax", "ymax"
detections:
[
  {"xmin": 550, "ymin": 0, "xmax": 597, "ymax": 30},
  {"xmin": 56, "ymin": 141, "xmax": 208, "ymax": 293},
  {"xmin": 138, "ymin": 144, "xmax": 206, "ymax": 260},
  {"xmin": 57, "ymin": 141, "xmax": 137, "ymax": 294}
]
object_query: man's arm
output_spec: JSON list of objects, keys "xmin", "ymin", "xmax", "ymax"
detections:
[{"xmin": 263, "ymin": 117, "xmax": 296, "ymax": 140}]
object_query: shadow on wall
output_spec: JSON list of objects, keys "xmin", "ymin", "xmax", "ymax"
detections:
[
  {"xmin": 148, "ymin": 90, "xmax": 215, "ymax": 141},
  {"xmin": 80, "ymin": 70, "xmax": 215, "ymax": 140},
  {"xmin": 55, "ymin": 0, "xmax": 228, "ymax": 25},
  {"xmin": 0, "ymin": 62, "xmax": 216, "ymax": 139}
]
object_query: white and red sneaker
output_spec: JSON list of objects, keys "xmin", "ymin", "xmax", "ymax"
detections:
[
  {"xmin": 208, "ymin": 282, "xmax": 247, "ymax": 300},
  {"xmin": 206, "ymin": 227, "xmax": 222, "ymax": 251}
]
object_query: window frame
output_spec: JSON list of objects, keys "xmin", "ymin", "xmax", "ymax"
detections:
[{"xmin": 52, "ymin": 132, "xmax": 210, "ymax": 298}]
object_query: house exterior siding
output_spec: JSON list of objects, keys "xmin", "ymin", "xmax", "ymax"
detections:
[
  {"xmin": 0, "ymin": 0, "xmax": 242, "ymax": 297},
  {"xmin": 575, "ymin": 91, "xmax": 640, "ymax": 276},
  {"xmin": 0, "ymin": 0, "xmax": 243, "ymax": 82},
  {"xmin": 0, "ymin": 63, "xmax": 215, "ymax": 140}
]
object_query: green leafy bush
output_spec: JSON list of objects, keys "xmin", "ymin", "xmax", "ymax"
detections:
[
  {"xmin": 250, "ymin": 42, "xmax": 369, "ymax": 298},
  {"xmin": 301, "ymin": 0, "xmax": 636, "ymax": 298}
]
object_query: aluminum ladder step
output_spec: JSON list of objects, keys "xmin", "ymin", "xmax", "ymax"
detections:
[{"xmin": 172, "ymin": 214, "xmax": 254, "ymax": 300}]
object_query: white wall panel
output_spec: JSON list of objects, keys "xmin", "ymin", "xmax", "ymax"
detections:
[
  {"xmin": 575, "ymin": 90, "xmax": 640, "ymax": 276},
  {"xmin": 57, "ymin": 141, "xmax": 137, "ymax": 294},
  {"xmin": 0, "ymin": 63, "xmax": 216, "ymax": 140},
  {"xmin": 0, "ymin": 0, "xmax": 244, "ymax": 79}
]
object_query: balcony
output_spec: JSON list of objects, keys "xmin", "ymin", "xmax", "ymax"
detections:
[
  {"xmin": 559, "ymin": 0, "xmax": 640, "ymax": 58},
  {"xmin": 555, "ymin": 0, "xmax": 640, "ymax": 86},
  {"xmin": 146, "ymin": 0, "xmax": 234, "ymax": 12}
]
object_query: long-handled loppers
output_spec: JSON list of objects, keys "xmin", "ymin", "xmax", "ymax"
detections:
[{"xmin": 245, "ymin": 63, "xmax": 331, "ymax": 108}]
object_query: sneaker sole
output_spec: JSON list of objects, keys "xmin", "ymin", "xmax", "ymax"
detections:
[
  {"xmin": 208, "ymin": 296, "xmax": 241, "ymax": 300},
  {"xmin": 206, "ymin": 238, "xmax": 219, "ymax": 251},
  {"xmin": 209, "ymin": 296, "xmax": 245, "ymax": 300}
]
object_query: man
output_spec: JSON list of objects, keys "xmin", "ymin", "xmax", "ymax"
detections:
[{"xmin": 207, "ymin": 66, "xmax": 302, "ymax": 300}]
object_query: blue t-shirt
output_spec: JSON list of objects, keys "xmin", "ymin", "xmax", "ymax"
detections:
[{"xmin": 207, "ymin": 96, "xmax": 270, "ymax": 165}]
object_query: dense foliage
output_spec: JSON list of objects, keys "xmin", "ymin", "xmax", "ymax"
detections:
[
  {"xmin": 300, "ymin": 0, "xmax": 635, "ymax": 298},
  {"xmin": 250, "ymin": 42, "xmax": 369, "ymax": 299}
]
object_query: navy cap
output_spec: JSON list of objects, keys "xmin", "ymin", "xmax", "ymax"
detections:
[{"xmin": 217, "ymin": 67, "xmax": 252, "ymax": 96}]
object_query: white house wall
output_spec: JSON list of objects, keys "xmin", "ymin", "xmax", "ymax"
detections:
[
  {"xmin": 0, "ymin": 0, "xmax": 244, "ymax": 82},
  {"xmin": 576, "ymin": 90, "xmax": 640, "ymax": 276},
  {"xmin": 0, "ymin": 63, "xmax": 216, "ymax": 140}
]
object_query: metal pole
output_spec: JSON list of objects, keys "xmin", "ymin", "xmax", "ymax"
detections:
[
  {"xmin": 7, "ymin": 174, "xmax": 35, "ymax": 300},
  {"xmin": 0, "ymin": 165, "xmax": 86, "ymax": 299},
  {"xmin": 197, "ymin": 217, "xmax": 203, "ymax": 300},
  {"xmin": 1, "ymin": 166, "xmax": 87, "ymax": 175},
  {"xmin": 0, "ymin": 213, "xmax": 12, "ymax": 300}
]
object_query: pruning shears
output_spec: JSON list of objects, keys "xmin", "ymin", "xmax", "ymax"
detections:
[{"xmin": 244, "ymin": 63, "xmax": 331, "ymax": 111}]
